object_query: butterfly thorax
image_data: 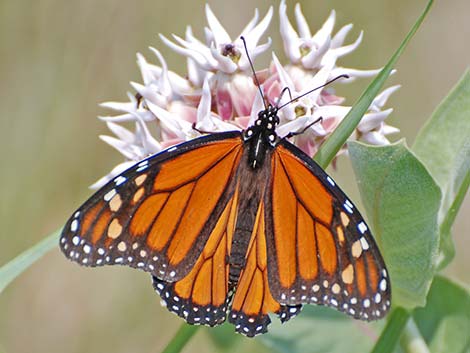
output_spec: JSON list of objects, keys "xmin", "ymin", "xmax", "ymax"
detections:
[{"xmin": 243, "ymin": 105, "xmax": 280, "ymax": 169}]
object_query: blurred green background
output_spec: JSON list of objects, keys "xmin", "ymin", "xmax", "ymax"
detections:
[{"xmin": 0, "ymin": 0, "xmax": 468, "ymax": 352}]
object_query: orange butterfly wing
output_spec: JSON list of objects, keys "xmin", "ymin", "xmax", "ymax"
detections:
[
  {"xmin": 60, "ymin": 132, "xmax": 243, "ymax": 286},
  {"xmin": 60, "ymin": 126, "xmax": 391, "ymax": 336},
  {"xmin": 265, "ymin": 141, "xmax": 391, "ymax": 320},
  {"xmin": 228, "ymin": 199, "xmax": 301, "ymax": 336}
]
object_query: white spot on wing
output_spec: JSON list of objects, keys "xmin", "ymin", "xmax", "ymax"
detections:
[
  {"xmin": 70, "ymin": 219, "xmax": 78, "ymax": 232},
  {"xmin": 358, "ymin": 222, "xmax": 368, "ymax": 234},
  {"xmin": 327, "ymin": 176, "xmax": 335, "ymax": 186},
  {"xmin": 360, "ymin": 236, "xmax": 370, "ymax": 250},
  {"xmin": 343, "ymin": 202, "xmax": 353, "ymax": 214},
  {"xmin": 104, "ymin": 189, "xmax": 117, "ymax": 201},
  {"xmin": 72, "ymin": 236, "xmax": 80, "ymax": 246},
  {"xmin": 380, "ymin": 278, "xmax": 387, "ymax": 291},
  {"xmin": 114, "ymin": 176, "xmax": 127, "ymax": 186}
]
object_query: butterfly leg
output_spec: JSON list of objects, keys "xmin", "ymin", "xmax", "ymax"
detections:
[{"xmin": 282, "ymin": 117, "xmax": 323, "ymax": 140}]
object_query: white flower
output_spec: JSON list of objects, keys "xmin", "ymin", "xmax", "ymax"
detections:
[
  {"xmin": 94, "ymin": 2, "xmax": 399, "ymax": 188},
  {"xmin": 279, "ymin": 0, "xmax": 381, "ymax": 82}
]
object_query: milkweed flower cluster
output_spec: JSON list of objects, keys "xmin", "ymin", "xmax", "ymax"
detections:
[{"xmin": 94, "ymin": 0, "xmax": 399, "ymax": 189}]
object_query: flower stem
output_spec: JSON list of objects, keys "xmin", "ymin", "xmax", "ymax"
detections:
[
  {"xmin": 370, "ymin": 307, "xmax": 410, "ymax": 353},
  {"xmin": 161, "ymin": 324, "xmax": 199, "ymax": 353},
  {"xmin": 399, "ymin": 318, "xmax": 430, "ymax": 353}
]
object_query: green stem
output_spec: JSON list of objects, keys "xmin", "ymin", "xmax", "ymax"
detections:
[
  {"xmin": 370, "ymin": 307, "xmax": 410, "ymax": 353},
  {"xmin": 314, "ymin": 0, "xmax": 434, "ymax": 169},
  {"xmin": 161, "ymin": 324, "xmax": 199, "ymax": 353},
  {"xmin": 400, "ymin": 318, "xmax": 430, "ymax": 353},
  {"xmin": 0, "ymin": 228, "xmax": 60, "ymax": 293}
]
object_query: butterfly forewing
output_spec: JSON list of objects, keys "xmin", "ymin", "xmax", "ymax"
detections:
[
  {"xmin": 152, "ymin": 181, "xmax": 240, "ymax": 326},
  {"xmin": 264, "ymin": 141, "xmax": 391, "ymax": 320},
  {"xmin": 60, "ymin": 132, "xmax": 243, "ymax": 282}
]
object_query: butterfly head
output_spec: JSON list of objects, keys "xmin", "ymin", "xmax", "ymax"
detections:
[
  {"xmin": 243, "ymin": 104, "xmax": 280, "ymax": 147},
  {"xmin": 242, "ymin": 104, "xmax": 281, "ymax": 169}
]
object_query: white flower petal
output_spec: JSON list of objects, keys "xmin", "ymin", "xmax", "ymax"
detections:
[
  {"xmin": 197, "ymin": 78, "xmax": 212, "ymax": 125},
  {"xmin": 301, "ymin": 34, "xmax": 331, "ymax": 69},
  {"xmin": 147, "ymin": 101, "xmax": 190, "ymax": 139},
  {"xmin": 361, "ymin": 131, "xmax": 391, "ymax": 145},
  {"xmin": 187, "ymin": 56, "xmax": 208, "ymax": 87},
  {"xmin": 160, "ymin": 34, "xmax": 215, "ymax": 70},
  {"xmin": 358, "ymin": 109, "xmax": 393, "ymax": 133},
  {"xmin": 382, "ymin": 124, "xmax": 400, "ymax": 135},
  {"xmin": 328, "ymin": 31, "xmax": 363, "ymax": 59},
  {"xmin": 240, "ymin": 9, "xmax": 259, "ymax": 36},
  {"xmin": 240, "ymin": 38, "xmax": 272, "ymax": 70},
  {"xmin": 279, "ymin": 0, "xmax": 301, "ymax": 63},
  {"xmin": 331, "ymin": 24, "xmax": 353, "ymax": 48},
  {"xmin": 205, "ymin": 4, "xmax": 231, "ymax": 46},
  {"xmin": 314, "ymin": 105, "xmax": 350, "ymax": 120},
  {"xmin": 130, "ymin": 81, "xmax": 165, "ymax": 107},
  {"xmin": 312, "ymin": 10, "xmax": 336, "ymax": 47},
  {"xmin": 148, "ymin": 48, "xmax": 172, "ymax": 96},
  {"xmin": 99, "ymin": 135, "xmax": 137, "ymax": 160},
  {"xmin": 106, "ymin": 122, "xmax": 135, "ymax": 142},
  {"xmin": 272, "ymin": 53, "xmax": 295, "ymax": 98},
  {"xmin": 99, "ymin": 110, "xmax": 155, "ymax": 123},
  {"xmin": 277, "ymin": 116, "xmax": 326, "ymax": 138},
  {"xmin": 370, "ymin": 85, "xmax": 400, "ymax": 111},
  {"xmin": 136, "ymin": 53, "xmax": 155, "ymax": 87},
  {"xmin": 100, "ymin": 99, "xmax": 136, "ymax": 113},
  {"xmin": 330, "ymin": 66, "xmax": 382, "ymax": 80},
  {"xmin": 133, "ymin": 116, "xmax": 162, "ymax": 154},
  {"xmin": 242, "ymin": 6, "xmax": 273, "ymax": 48},
  {"xmin": 294, "ymin": 3, "xmax": 311, "ymax": 38},
  {"xmin": 302, "ymin": 61, "xmax": 335, "ymax": 102}
]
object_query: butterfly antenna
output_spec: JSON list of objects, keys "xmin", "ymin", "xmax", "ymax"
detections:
[
  {"xmin": 278, "ymin": 74, "xmax": 350, "ymax": 110},
  {"xmin": 240, "ymin": 36, "xmax": 267, "ymax": 109}
]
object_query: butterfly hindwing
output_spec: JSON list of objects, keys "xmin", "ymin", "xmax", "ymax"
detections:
[
  {"xmin": 151, "ymin": 182, "xmax": 240, "ymax": 326},
  {"xmin": 264, "ymin": 140, "xmax": 391, "ymax": 320},
  {"xmin": 60, "ymin": 132, "xmax": 243, "ymax": 283}
]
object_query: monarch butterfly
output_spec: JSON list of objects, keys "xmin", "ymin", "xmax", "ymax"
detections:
[
  {"xmin": 60, "ymin": 39, "xmax": 391, "ymax": 337},
  {"xmin": 59, "ymin": 105, "xmax": 391, "ymax": 336}
]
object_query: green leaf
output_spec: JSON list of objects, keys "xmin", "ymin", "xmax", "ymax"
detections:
[
  {"xmin": 0, "ymin": 229, "xmax": 60, "ymax": 293},
  {"xmin": 413, "ymin": 71, "xmax": 470, "ymax": 269},
  {"xmin": 314, "ymin": 0, "xmax": 434, "ymax": 169},
  {"xmin": 349, "ymin": 141, "xmax": 441, "ymax": 308},
  {"xmin": 259, "ymin": 306, "xmax": 383, "ymax": 353},
  {"xmin": 413, "ymin": 276, "xmax": 470, "ymax": 353}
]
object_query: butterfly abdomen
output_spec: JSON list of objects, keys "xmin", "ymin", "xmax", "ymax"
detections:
[{"xmin": 228, "ymin": 146, "xmax": 272, "ymax": 284}]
